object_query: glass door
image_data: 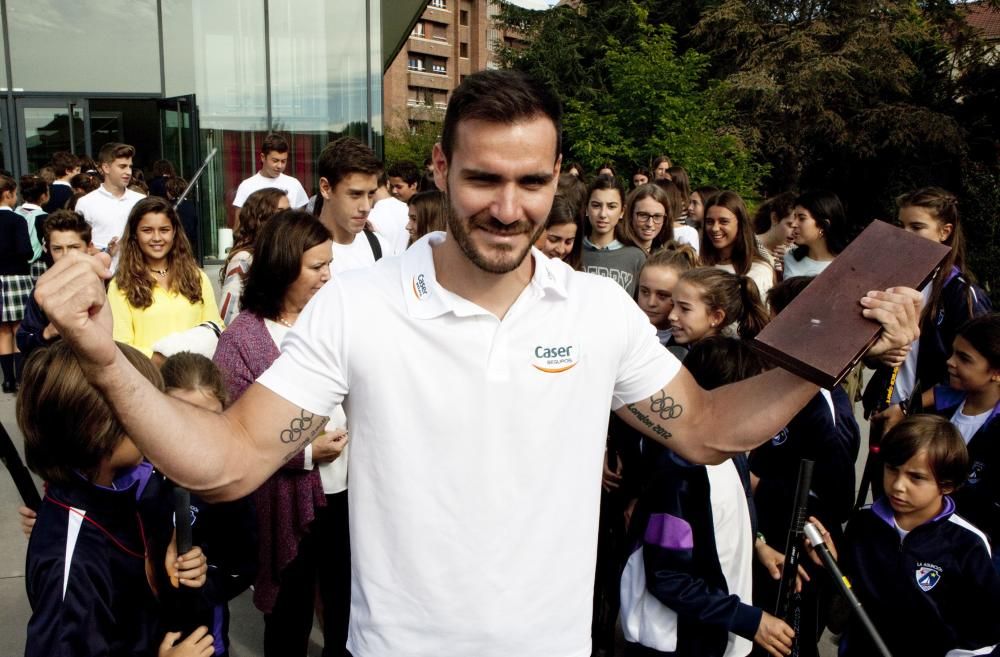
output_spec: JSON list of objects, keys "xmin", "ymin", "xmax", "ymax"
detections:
[
  {"xmin": 158, "ymin": 95, "xmax": 206, "ymax": 259},
  {"xmin": 15, "ymin": 97, "xmax": 90, "ymax": 174}
]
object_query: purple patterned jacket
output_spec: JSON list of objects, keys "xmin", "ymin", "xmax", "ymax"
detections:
[{"xmin": 212, "ymin": 310, "xmax": 326, "ymax": 613}]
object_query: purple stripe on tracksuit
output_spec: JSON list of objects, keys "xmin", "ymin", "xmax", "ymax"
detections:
[{"xmin": 644, "ymin": 513, "xmax": 694, "ymax": 550}]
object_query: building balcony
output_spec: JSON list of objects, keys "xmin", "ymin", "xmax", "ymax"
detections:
[
  {"xmin": 408, "ymin": 70, "xmax": 452, "ymax": 90},
  {"xmin": 424, "ymin": 6, "xmax": 452, "ymax": 24},
  {"xmin": 408, "ymin": 36, "xmax": 451, "ymax": 58},
  {"xmin": 408, "ymin": 103, "xmax": 446, "ymax": 123}
]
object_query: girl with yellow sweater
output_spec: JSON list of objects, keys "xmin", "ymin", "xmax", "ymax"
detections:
[{"xmin": 109, "ymin": 196, "xmax": 222, "ymax": 357}]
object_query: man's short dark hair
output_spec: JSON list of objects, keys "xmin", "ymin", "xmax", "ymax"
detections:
[
  {"xmin": 387, "ymin": 161, "xmax": 421, "ymax": 186},
  {"xmin": 97, "ymin": 142, "xmax": 135, "ymax": 165},
  {"xmin": 51, "ymin": 151, "xmax": 81, "ymax": 177},
  {"xmin": 441, "ymin": 70, "xmax": 562, "ymax": 164},
  {"xmin": 43, "ymin": 209, "xmax": 92, "ymax": 244},
  {"xmin": 317, "ymin": 137, "xmax": 382, "ymax": 190},
  {"xmin": 260, "ymin": 132, "xmax": 290, "ymax": 156}
]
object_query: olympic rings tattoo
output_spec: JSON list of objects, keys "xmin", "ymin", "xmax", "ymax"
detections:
[
  {"xmin": 649, "ymin": 391, "xmax": 683, "ymax": 421},
  {"xmin": 280, "ymin": 410, "xmax": 317, "ymax": 444}
]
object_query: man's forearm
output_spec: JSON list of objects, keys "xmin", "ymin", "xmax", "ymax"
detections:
[
  {"xmin": 89, "ymin": 349, "xmax": 250, "ymax": 497},
  {"xmin": 620, "ymin": 367, "xmax": 818, "ymax": 466},
  {"xmin": 699, "ymin": 368, "xmax": 818, "ymax": 458}
]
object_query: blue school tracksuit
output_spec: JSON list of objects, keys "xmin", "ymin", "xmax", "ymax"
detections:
[
  {"xmin": 917, "ymin": 268, "xmax": 992, "ymax": 389},
  {"xmin": 621, "ymin": 451, "xmax": 759, "ymax": 657},
  {"xmin": 839, "ymin": 496, "xmax": 1000, "ymax": 657},
  {"xmin": 25, "ymin": 462, "xmax": 171, "ymax": 657},
  {"xmin": 933, "ymin": 385, "xmax": 1000, "ymax": 554},
  {"xmin": 26, "ymin": 461, "xmax": 256, "ymax": 657}
]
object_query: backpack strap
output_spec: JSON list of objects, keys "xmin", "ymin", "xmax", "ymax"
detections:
[{"xmin": 363, "ymin": 228, "xmax": 383, "ymax": 261}]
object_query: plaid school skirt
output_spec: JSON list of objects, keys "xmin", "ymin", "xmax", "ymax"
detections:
[
  {"xmin": 30, "ymin": 259, "xmax": 47, "ymax": 282},
  {"xmin": 0, "ymin": 274, "xmax": 33, "ymax": 323}
]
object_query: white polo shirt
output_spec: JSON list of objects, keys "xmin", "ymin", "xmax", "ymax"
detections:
[
  {"xmin": 74, "ymin": 185, "xmax": 145, "ymax": 250},
  {"xmin": 367, "ymin": 195, "xmax": 410, "ymax": 256},
  {"xmin": 258, "ymin": 231, "xmax": 680, "ymax": 657},
  {"xmin": 232, "ymin": 171, "xmax": 309, "ymax": 208}
]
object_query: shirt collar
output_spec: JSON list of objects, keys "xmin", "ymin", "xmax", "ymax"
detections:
[
  {"xmin": 401, "ymin": 231, "xmax": 569, "ymax": 320},
  {"xmin": 872, "ymin": 494, "xmax": 954, "ymax": 528},
  {"xmin": 97, "ymin": 184, "xmax": 128, "ymax": 200},
  {"xmin": 20, "ymin": 203, "xmax": 42, "ymax": 211},
  {"xmin": 583, "ymin": 236, "xmax": 623, "ymax": 251}
]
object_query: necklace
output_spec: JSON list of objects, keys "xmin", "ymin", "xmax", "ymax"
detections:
[
  {"xmin": 277, "ymin": 315, "xmax": 295, "ymax": 328},
  {"xmin": 150, "ymin": 267, "xmax": 168, "ymax": 278}
]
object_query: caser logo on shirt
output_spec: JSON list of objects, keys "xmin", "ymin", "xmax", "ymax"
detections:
[
  {"xmin": 412, "ymin": 274, "xmax": 430, "ymax": 299},
  {"xmin": 532, "ymin": 343, "xmax": 580, "ymax": 373}
]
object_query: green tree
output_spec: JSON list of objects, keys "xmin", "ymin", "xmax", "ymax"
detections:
[
  {"xmin": 693, "ymin": 0, "xmax": 1000, "ymax": 297},
  {"xmin": 383, "ymin": 120, "xmax": 442, "ymax": 169},
  {"xmin": 495, "ymin": 2, "xmax": 764, "ymax": 194}
]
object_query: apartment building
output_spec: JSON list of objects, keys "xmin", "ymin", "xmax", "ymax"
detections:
[{"xmin": 383, "ymin": 0, "xmax": 529, "ymax": 132}]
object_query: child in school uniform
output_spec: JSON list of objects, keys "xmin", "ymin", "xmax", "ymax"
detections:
[
  {"xmin": 620, "ymin": 337, "xmax": 794, "ymax": 657},
  {"xmin": 16, "ymin": 210, "xmax": 94, "ymax": 357},
  {"xmin": 882, "ymin": 313, "xmax": 1000, "ymax": 558},
  {"xmin": 809, "ymin": 416, "xmax": 1000, "ymax": 657},
  {"xmin": 19, "ymin": 341, "xmax": 214, "ymax": 657},
  {"xmin": 159, "ymin": 352, "xmax": 257, "ymax": 657},
  {"xmin": 748, "ymin": 276, "xmax": 861, "ymax": 657},
  {"xmin": 0, "ymin": 174, "xmax": 33, "ymax": 393}
]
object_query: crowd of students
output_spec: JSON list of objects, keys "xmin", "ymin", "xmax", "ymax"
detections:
[{"xmin": 5, "ymin": 78, "xmax": 1000, "ymax": 657}]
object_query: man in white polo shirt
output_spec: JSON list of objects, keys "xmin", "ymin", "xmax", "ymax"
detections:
[
  {"xmin": 232, "ymin": 132, "xmax": 309, "ymax": 224},
  {"xmin": 74, "ymin": 142, "xmax": 145, "ymax": 258},
  {"xmin": 38, "ymin": 70, "xmax": 921, "ymax": 657}
]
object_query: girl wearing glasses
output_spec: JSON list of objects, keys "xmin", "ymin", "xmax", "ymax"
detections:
[
  {"xmin": 699, "ymin": 190, "xmax": 775, "ymax": 300},
  {"xmin": 624, "ymin": 184, "xmax": 674, "ymax": 255}
]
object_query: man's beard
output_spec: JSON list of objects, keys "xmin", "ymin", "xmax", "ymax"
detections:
[{"xmin": 444, "ymin": 186, "xmax": 545, "ymax": 275}]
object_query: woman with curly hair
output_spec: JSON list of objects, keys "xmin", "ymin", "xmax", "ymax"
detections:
[
  {"xmin": 219, "ymin": 187, "xmax": 290, "ymax": 325},
  {"xmin": 108, "ymin": 196, "xmax": 222, "ymax": 356}
]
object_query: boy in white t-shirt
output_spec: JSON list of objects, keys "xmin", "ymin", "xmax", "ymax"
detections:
[
  {"xmin": 315, "ymin": 137, "xmax": 390, "ymax": 268},
  {"xmin": 232, "ymin": 132, "xmax": 309, "ymax": 223}
]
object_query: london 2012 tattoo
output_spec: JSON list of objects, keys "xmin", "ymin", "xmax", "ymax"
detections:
[{"xmin": 625, "ymin": 392, "xmax": 683, "ymax": 442}]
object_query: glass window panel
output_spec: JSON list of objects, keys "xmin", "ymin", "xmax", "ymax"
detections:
[
  {"xmin": 22, "ymin": 105, "xmax": 85, "ymax": 174},
  {"xmin": 161, "ymin": 0, "xmax": 269, "ymax": 254},
  {"xmin": 269, "ymin": 0, "xmax": 381, "ymax": 192},
  {"xmin": 7, "ymin": 0, "xmax": 159, "ymax": 93}
]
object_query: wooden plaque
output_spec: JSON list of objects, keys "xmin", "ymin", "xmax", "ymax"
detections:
[{"xmin": 751, "ymin": 220, "xmax": 951, "ymax": 388}]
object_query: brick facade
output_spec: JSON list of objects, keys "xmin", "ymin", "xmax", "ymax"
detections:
[{"xmin": 383, "ymin": 0, "xmax": 525, "ymax": 132}]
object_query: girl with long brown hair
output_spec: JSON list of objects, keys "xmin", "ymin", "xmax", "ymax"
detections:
[
  {"xmin": 219, "ymin": 187, "xmax": 290, "ymax": 325},
  {"xmin": 699, "ymin": 190, "xmax": 775, "ymax": 299},
  {"xmin": 108, "ymin": 196, "xmax": 222, "ymax": 356}
]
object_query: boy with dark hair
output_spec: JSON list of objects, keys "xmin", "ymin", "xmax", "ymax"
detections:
[
  {"xmin": 232, "ymin": 132, "xmax": 309, "ymax": 219},
  {"xmin": 20, "ymin": 340, "xmax": 214, "ymax": 657},
  {"xmin": 16, "ymin": 210, "xmax": 93, "ymax": 356},
  {"xmin": 387, "ymin": 161, "xmax": 421, "ymax": 203},
  {"xmin": 316, "ymin": 136, "xmax": 389, "ymax": 269},
  {"xmin": 45, "ymin": 151, "xmax": 80, "ymax": 212},
  {"xmin": 811, "ymin": 415, "xmax": 1000, "ymax": 657},
  {"xmin": 74, "ymin": 142, "xmax": 144, "ymax": 261}
]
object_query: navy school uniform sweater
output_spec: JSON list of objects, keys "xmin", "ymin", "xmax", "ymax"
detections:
[
  {"xmin": 0, "ymin": 207, "xmax": 32, "ymax": 275},
  {"xmin": 839, "ymin": 496, "xmax": 1000, "ymax": 657},
  {"xmin": 25, "ymin": 462, "xmax": 173, "ymax": 657},
  {"xmin": 933, "ymin": 385, "xmax": 1000, "ymax": 550},
  {"xmin": 864, "ymin": 267, "xmax": 992, "ymax": 411},
  {"xmin": 158, "ymin": 483, "xmax": 257, "ymax": 657},
  {"xmin": 623, "ymin": 450, "xmax": 760, "ymax": 656},
  {"xmin": 750, "ymin": 387, "xmax": 861, "ymax": 544}
]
